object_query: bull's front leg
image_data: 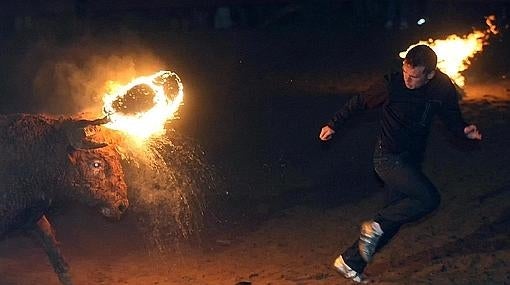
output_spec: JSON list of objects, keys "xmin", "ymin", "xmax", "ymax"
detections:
[{"xmin": 33, "ymin": 215, "xmax": 73, "ymax": 285}]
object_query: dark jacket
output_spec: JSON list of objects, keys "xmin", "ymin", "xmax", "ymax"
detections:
[{"xmin": 327, "ymin": 70, "xmax": 467, "ymax": 158}]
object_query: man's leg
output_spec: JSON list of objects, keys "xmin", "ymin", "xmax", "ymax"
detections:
[
  {"xmin": 337, "ymin": 153, "xmax": 440, "ymax": 277},
  {"xmin": 333, "ymin": 168, "xmax": 395, "ymax": 278},
  {"xmin": 360, "ymin": 153, "xmax": 440, "ymax": 262},
  {"xmin": 335, "ymin": 188, "xmax": 401, "ymax": 275},
  {"xmin": 338, "ymin": 239, "xmax": 368, "ymax": 272},
  {"xmin": 373, "ymin": 155, "xmax": 440, "ymax": 237}
]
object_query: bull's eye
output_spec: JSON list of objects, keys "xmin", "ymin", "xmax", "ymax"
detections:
[{"xmin": 92, "ymin": 161, "xmax": 102, "ymax": 168}]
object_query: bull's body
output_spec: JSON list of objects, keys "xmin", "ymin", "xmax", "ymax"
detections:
[{"xmin": 0, "ymin": 114, "xmax": 128, "ymax": 285}]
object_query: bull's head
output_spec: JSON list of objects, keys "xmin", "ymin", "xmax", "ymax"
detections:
[{"xmin": 64, "ymin": 117, "xmax": 129, "ymax": 220}]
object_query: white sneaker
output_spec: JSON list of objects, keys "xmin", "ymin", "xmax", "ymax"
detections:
[
  {"xmin": 333, "ymin": 255, "xmax": 367, "ymax": 283},
  {"xmin": 359, "ymin": 220, "xmax": 384, "ymax": 263}
]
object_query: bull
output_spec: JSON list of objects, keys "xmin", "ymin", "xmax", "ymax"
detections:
[{"xmin": 0, "ymin": 114, "xmax": 129, "ymax": 285}]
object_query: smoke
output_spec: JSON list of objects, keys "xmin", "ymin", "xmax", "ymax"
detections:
[{"xmin": 18, "ymin": 32, "xmax": 165, "ymax": 116}]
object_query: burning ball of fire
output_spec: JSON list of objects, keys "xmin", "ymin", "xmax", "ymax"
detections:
[
  {"xmin": 102, "ymin": 71, "xmax": 183, "ymax": 141},
  {"xmin": 399, "ymin": 15, "xmax": 498, "ymax": 87},
  {"xmin": 111, "ymin": 84, "xmax": 156, "ymax": 115}
]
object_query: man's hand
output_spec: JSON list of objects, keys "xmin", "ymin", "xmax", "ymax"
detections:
[
  {"xmin": 319, "ymin": 125, "xmax": 336, "ymax": 141},
  {"xmin": 464, "ymin": 124, "xmax": 482, "ymax": 140}
]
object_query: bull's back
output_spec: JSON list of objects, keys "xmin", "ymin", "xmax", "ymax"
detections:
[{"xmin": 0, "ymin": 114, "xmax": 57, "ymax": 146}]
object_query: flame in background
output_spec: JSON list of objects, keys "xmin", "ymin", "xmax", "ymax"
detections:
[
  {"xmin": 102, "ymin": 70, "xmax": 183, "ymax": 142},
  {"xmin": 399, "ymin": 15, "xmax": 498, "ymax": 87}
]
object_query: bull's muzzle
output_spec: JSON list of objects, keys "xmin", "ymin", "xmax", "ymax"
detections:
[{"xmin": 100, "ymin": 200, "xmax": 129, "ymax": 220}]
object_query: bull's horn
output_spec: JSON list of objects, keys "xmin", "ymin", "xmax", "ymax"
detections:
[
  {"xmin": 73, "ymin": 116, "xmax": 111, "ymax": 128},
  {"xmin": 89, "ymin": 116, "xmax": 111, "ymax": 125},
  {"xmin": 64, "ymin": 117, "xmax": 110, "ymax": 150}
]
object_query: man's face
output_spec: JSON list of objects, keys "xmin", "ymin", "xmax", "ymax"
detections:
[{"xmin": 402, "ymin": 62, "xmax": 434, "ymax": 89}]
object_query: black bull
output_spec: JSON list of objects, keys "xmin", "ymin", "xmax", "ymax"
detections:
[{"xmin": 0, "ymin": 114, "xmax": 129, "ymax": 285}]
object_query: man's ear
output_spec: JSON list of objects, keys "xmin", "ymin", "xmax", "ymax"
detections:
[{"xmin": 426, "ymin": 70, "xmax": 436, "ymax": 80}]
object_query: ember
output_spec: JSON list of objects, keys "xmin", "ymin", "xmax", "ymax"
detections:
[{"xmin": 399, "ymin": 15, "xmax": 498, "ymax": 87}]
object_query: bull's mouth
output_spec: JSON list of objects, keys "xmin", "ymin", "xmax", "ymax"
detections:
[
  {"xmin": 100, "ymin": 207, "xmax": 119, "ymax": 219},
  {"xmin": 99, "ymin": 206, "xmax": 122, "ymax": 220},
  {"xmin": 99, "ymin": 200, "xmax": 128, "ymax": 220}
]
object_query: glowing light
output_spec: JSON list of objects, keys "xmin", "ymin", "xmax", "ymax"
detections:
[
  {"xmin": 400, "ymin": 15, "xmax": 498, "ymax": 87},
  {"xmin": 102, "ymin": 71, "xmax": 183, "ymax": 142},
  {"xmin": 417, "ymin": 18, "xmax": 426, "ymax": 25}
]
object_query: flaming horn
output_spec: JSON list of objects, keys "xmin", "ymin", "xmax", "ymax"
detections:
[{"xmin": 102, "ymin": 70, "xmax": 184, "ymax": 143}]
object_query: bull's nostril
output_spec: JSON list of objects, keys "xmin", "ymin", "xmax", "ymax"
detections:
[{"xmin": 118, "ymin": 203, "xmax": 127, "ymax": 213}]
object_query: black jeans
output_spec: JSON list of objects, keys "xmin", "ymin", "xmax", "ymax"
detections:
[{"xmin": 341, "ymin": 141, "xmax": 441, "ymax": 273}]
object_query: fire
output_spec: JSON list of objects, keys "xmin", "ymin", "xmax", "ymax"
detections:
[
  {"xmin": 102, "ymin": 71, "xmax": 183, "ymax": 142},
  {"xmin": 399, "ymin": 15, "xmax": 498, "ymax": 87}
]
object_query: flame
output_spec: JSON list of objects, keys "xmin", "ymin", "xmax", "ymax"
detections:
[
  {"xmin": 399, "ymin": 15, "xmax": 498, "ymax": 87},
  {"xmin": 102, "ymin": 70, "xmax": 183, "ymax": 142}
]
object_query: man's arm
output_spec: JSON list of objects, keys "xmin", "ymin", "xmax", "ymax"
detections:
[
  {"xmin": 319, "ymin": 76, "xmax": 389, "ymax": 141},
  {"xmin": 464, "ymin": 124, "xmax": 482, "ymax": 140},
  {"xmin": 438, "ymin": 84, "xmax": 482, "ymax": 140}
]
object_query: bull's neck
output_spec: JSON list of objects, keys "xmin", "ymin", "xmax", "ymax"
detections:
[{"xmin": 33, "ymin": 134, "xmax": 70, "ymax": 202}]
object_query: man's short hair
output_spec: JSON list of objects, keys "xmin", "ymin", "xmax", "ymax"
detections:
[{"xmin": 404, "ymin": 45, "xmax": 437, "ymax": 74}]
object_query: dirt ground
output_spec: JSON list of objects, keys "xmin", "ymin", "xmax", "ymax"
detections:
[{"xmin": 1, "ymin": 2, "xmax": 510, "ymax": 285}]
